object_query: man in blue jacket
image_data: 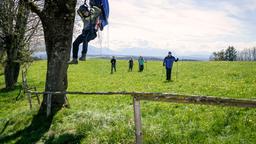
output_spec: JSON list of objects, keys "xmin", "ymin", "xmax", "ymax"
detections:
[{"xmin": 163, "ymin": 52, "xmax": 179, "ymax": 81}]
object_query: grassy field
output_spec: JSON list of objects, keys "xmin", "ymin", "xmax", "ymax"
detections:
[{"xmin": 0, "ymin": 59, "xmax": 256, "ymax": 143}]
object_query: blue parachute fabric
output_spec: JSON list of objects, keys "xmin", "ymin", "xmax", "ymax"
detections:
[
  {"xmin": 101, "ymin": 0, "xmax": 109, "ymax": 28},
  {"xmin": 90, "ymin": 0, "xmax": 109, "ymax": 29}
]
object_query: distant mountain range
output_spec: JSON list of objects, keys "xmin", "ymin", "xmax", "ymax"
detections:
[{"xmin": 32, "ymin": 45, "xmax": 210, "ymax": 61}]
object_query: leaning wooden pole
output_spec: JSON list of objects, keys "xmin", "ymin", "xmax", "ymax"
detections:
[
  {"xmin": 133, "ymin": 95, "xmax": 143, "ymax": 144},
  {"xmin": 27, "ymin": 93, "xmax": 32, "ymax": 109},
  {"xmin": 26, "ymin": 91, "xmax": 256, "ymax": 108},
  {"xmin": 136, "ymin": 93, "xmax": 256, "ymax": 108}
]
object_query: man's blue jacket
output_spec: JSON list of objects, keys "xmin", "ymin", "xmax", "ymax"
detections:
[{"xmin": 163, "ymin": 56, "xmax": 178, "ymax": 69}]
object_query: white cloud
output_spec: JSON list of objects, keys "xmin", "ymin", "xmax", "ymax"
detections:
[
  {"xmin": 243, "ymin": 0, "xmax": 256, "ymax": 11},
  {"xmin": 74, "ymin": 0, "xmax": 256, "ymax": 56}
]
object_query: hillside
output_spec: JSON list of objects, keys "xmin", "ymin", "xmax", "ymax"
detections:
[{"xmin": 0, "ymin": 60, "xmax": 256, "ymax": 143}]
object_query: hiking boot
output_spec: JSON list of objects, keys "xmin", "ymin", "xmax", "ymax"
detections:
[
  {"xmin": 68, "ymin": 59, "xmax": 78, "ymax": 64},
  {"xmin": 79, "ymin": 54, "xmax": 86, "ymax": 61}
]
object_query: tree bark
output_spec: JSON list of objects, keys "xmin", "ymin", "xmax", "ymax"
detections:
[
  {"xmin": 4, "ymin": 35, "xmax": 20, "ymax": 89},
  {"xmin": 4, "ymin": 62, "xmax": 20, "ymax": 89},
  {"xmin": 39, "ymin": 0, "xmax": 77, "ymax": 110}
]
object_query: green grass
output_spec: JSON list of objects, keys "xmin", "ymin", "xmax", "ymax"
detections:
[{"xmin": 0, "ymin": 60, "xmax": 256, "ymax": 143}]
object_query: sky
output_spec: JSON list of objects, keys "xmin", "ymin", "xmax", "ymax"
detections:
[{"xmin": 75, "ymin": 0, "xmax": 256, "ymax": 58}]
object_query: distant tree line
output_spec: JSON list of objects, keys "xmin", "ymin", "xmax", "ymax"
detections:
[
  {"xmin": 237, "ymin": 47, "xmax": 256, "ymax": 61},
  {"xmin": 210, "ymin": 46, "xmax": 256, "ymax": 61}
]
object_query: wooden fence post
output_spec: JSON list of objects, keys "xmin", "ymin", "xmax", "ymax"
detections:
[
  {"xmin": 27, "ymin": 93, "xmax": 32, "ymax": 110},
  {"xmin": 47, "ymin": 94, "xmax": 52, "ymax": 117},
  {"xmin": 133, "ymin": 95, "xmax": 143, "ymax": 144}
]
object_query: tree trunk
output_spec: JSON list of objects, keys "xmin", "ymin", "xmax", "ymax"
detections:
[
  {"xmin": 4, "ymin": 36, "xmax": 20, "ymax": 89},
  {"xmin": 4, "ymin": 62, "xmax": 20, "ymax": 89},
  {"xmin": 40, "ymin": 0, "xmax": 77, "ymax": 110}
]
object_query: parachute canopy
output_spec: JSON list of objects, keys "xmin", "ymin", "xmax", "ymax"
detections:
[
  {"xmin": 90, "ymin": 0, "xmax": 109, "ymax": 29},
  {"xmin": 101, "ymin": 0, "xmax": 109, "ymax": 28}
]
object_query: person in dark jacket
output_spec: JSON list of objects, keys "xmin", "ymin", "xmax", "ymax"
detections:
[
  {"xmin": 163, "ymin": 52, "xmax": 178, "ymax": 81},
  {"xmin": 69, "ymin": 1, "xmax": 101, "ymax": 64},
  {"xmin": 110, "ymin": 56, "xmax": 116, "ymax": 74},
  {"xmin": 128, "ymin": 57, "xmax": 133, "ymax": 72}
]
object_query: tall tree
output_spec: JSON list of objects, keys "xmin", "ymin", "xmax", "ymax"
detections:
[
  {"xmin": 225, "ymin": 46, "xmax": 237, "ymax": 61},
  {"xmin": 210, "ymin": 50, "xmax": 225, "ymax": 61},
  {"xmin": 0, "ymin": 0, "xmax": 30, "ymax": 89},
  {"xmin": 25, "ymin": 0, "xmax": 77, "ymax": 110}
]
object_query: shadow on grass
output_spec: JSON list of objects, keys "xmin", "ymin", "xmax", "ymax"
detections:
[
  {"xmin": 0, "ymin": 85, "xmax": 26, "ymax": 102},
  {"xmin": 0, "ymin": 106, "xmax": 88, "ymax": 143},
  {"xmin": 0, "ymin": 120, "xmax": 10, "ymax": 135},
  {"xmin": 45, "ymin": 133, "xmax": 84, "ymax": 144},
  {"xmin": 0, "ymin": 108, "xmax": 60, "ymax": 143},
  {"xmin": 0, "ymin": 85, "xmax": 21, "ymax": 93},
  {"xmin": 163, "ymin": 80, "xmax": 174, "ymax": 83}
]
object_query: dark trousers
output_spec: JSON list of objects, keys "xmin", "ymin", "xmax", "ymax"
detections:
[
  {"xmin": 72, "ymin": 29, "xmax": 97, "ymax": 59},
  {"xmin": 111, "ymin": 64, "xmax": 116, "ymax": 73},
  {"xmin": 166, "ymin": 68, "xmax": 172, "ymax": 80},
  {"xmin": 139, "ymin": 65, "xmax": 144, "ymax": 72},
  {"xmin": 129, "ymin": 65, "xmax": 133, "ymax": 71}
]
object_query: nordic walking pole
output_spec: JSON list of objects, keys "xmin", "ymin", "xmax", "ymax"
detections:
[
  {"xmin": 143, "ymin": 59, "xmax": 147, "ymax": 71},
  {"xmin": 145, "ymin": 61, "xmax": 147, "ymax": 71},
  {"xmin": 176, "ymin": 61, "xmax": 179, "ymax": 81},
  {"xmin": 162, "ymin": 66, "xmax": 164, "ymax": 77}
]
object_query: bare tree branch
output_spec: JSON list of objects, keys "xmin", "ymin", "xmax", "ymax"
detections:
[
  {"xmin": 25, "ymin": 19, "xmax": 40, "ymax": 33},
  {"xmin": 24, "ymin": 0, "xmax": 43, "ymax": 18},
  {"xmin": 25, "ymin": 19, "xmax": 41, "ymax": 43}
]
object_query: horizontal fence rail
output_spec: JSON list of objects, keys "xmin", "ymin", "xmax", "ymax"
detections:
[
  {"xmin": 27, "ymin": 90, "xmax": 256, "ymax": 108},
  {"xmin": 134, "ymin": 93, "xmax": 256, "ymax": 108},
  {"xmin": 25, "ymin": 90, "xmax": 256, "ymax": 144}
]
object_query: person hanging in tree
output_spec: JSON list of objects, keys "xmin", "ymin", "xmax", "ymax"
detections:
[
  {"xmin": 128, "ymin": 57, "xmax": 133, "ymax": 72},
  {"xmin": 110, "ymin": 56, "xmax": 116, "ymax": 74},
  {"xmin": 138, "ymin": 56, "xmax": 145, "ymax": 72},
  {"xmin": 163, "ymin": 51, "xmax": 179, "ymax": 81},
  {"xmin": 69, "ymin": 0, "xmax": 109, "ymax": 64}
]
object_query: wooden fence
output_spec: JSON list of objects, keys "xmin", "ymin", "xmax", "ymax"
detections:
[{"xmin": 25, "ymin": 90, "xmax": 256, "ymax": 144}]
